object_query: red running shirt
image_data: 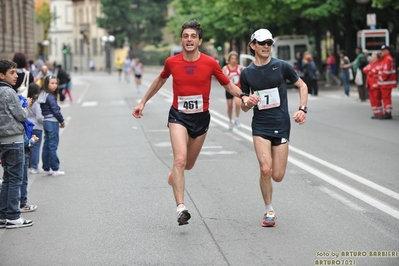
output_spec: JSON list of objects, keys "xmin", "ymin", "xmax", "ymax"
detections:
[{"xmin": 160, "ymin": 53, "xmax": 230, "ymax": 113}]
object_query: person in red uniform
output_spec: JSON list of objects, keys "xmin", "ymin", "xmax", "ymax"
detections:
[
  {"xmin": 222, "ymin": 51, "xmax": 244, "ymax": 130},
  {"xmin": 132, "ymin": 20, "xmax": 245, "ymax": 226},
  {"xmin": 378, "ymin": 45, "xmax": 397, "ymax": 120},
  {"xmin": 363, "ymin": 52, "xmax": 382, "ymax": 119}
]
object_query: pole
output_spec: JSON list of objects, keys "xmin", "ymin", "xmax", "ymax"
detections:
[{"xmin": 107, "ymin": 42, "xmax": 111, "ymax": 74}]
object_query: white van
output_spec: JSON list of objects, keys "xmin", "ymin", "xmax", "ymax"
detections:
[
  {"xmin": 239, "ymin": 54, "xmax": 255, "ymax": 68},
  {"xmin": 272, "ymin": 35, "xmax": 311, "ymax": 71}
]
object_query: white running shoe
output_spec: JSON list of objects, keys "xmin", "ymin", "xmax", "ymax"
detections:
[
  {"xmin": 228, "ymin": 120, "xmax": 234, "ymax": 131},
  {"xmin": 234, "ymin": 119, "xmax": 241, "ymax": 129}
]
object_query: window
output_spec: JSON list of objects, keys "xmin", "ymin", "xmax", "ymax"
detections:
[{"xmin": 277, "ymin": 45, "xmax": 291, "ymax": 61}]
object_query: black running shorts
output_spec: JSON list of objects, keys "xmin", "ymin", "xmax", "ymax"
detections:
[
  {"xmin": 168, "ymin": 107, "xmax": 210, "ymax": 139},
  {"xmin": 256, "ymin": 134, "xmax": 288, "ymax": 146}
]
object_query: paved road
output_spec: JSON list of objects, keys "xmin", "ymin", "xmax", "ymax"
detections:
[{"xmin": 0, "ymin": 68, "xmax": 398, "ymax": 266}]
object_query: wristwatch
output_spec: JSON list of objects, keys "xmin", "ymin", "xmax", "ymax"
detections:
[{"xmin": 299, "ymin": 106, "xmax": 308, "ymax": 113}]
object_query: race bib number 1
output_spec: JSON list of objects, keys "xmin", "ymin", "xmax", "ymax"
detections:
[
  {"xmin": 177, "ymin": 95, "xmax": 204, "ymax": 113},
  {"xmin": 257, "ymin": 87, "xmax": 280, "ymax": 110}
]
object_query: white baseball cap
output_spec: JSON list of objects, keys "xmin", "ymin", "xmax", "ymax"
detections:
[{"xmin": 250, "ymin": 29, "xmax": 274, "ymax": 43}]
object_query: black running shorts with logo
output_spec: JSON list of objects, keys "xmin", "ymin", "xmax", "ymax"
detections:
[
  {"xmin": 168, "ymin": 106, "xmax": 210, "ymax": 139},
  {"xmin": 257, "ymin": 134, "xmax": 288, "ymax": 146}
]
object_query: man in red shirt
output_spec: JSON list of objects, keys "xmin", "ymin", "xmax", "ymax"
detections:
[
  {"xmin": 132, "ymin": 20, "xmax": 245, "ymax": 226},
  {"xmin": 378, "ymin": 45, "xmax": 397, "ymax": 119}
]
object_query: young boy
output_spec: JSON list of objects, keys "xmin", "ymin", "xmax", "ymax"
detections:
[{"xmin": 0, "ymin": 59, "xmax": 34, "ymax": 229}]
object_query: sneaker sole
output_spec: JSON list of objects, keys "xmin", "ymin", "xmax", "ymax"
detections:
[
  {"xmin": 262, "ymin": 222, "xmax": 276, "ymax": 227},
  {"xmin": 20, "ymin": 206, "xmax": 38, "ymax": 213},
  {"xmin": 6, "ymin": 221, "xmax": 34, "ymax": 229},
  {"xmin": 177, "ymin": 210, "xmax": 191, "ymax": 226}
]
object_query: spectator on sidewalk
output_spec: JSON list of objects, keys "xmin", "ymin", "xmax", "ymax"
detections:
[
  {"xmin": 27, "ymin": 83, "xmax": 44, "ymax": 174},
  {"xmin": 56, "ymin": 65, "xmax": 68, "ymax": 102},
  {"xmin": 0, "ymin": 59, "xmax": 34, "ymax": 229},
  {"xmin": 302, "ymin": 52, "xmax": 319, "ymax": 96},
  {"xmin": 34, "ymin": 65, "xmax": 52, "ymax": 87},
  {"xmin": 339, "ymin": 50, "xmax": 352, "ymax": 97},
  {"xmin": 37, "ymin": 76, "xmax": 66, "ymax": 176},
  {"xmin": 12, "ymin": 52, "xmax": 34, "ymax": 95},
  {"xmin": 20, "ymin": 133, "xmax": 39, "ymax": 213},
  {"xmin": 344, "ymin": 47, "xmax": 369, "ymax": 102},
  {"xmin": 325, "ymin": 50, "xmax": 341, "ymax": 87}
]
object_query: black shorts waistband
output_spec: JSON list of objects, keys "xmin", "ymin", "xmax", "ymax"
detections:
[{"xmin": 171, "ymin": 106, "xmax": 210, "ymax": 117}]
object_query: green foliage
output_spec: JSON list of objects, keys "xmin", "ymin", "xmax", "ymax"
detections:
[
  {"xmin": 35, "ymin": 1, "xmax": 57, "ymax": 39},
  {"xmin": 166, "ymin": 0, "xmax": 398, "ymax": 60},
  {"xmin": 98, "ymin": 0, "xmax": 171, "ymax": 48},
  {"xmin": 372, "ymin": 0, "xmax": 399, "ymax": 9}
]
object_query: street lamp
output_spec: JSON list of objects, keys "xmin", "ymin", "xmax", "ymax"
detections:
[{"xmin": 102, "ymin": 35, "xmax": 115, "ymax": 74}]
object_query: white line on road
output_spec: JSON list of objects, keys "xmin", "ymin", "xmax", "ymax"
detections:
[
  {"xmin": 289, "ymin": 157, "xmax": 399, "ymax": 220},
  {"xmin": 210, "ymin": 111, "xmax": 399, "ymax": 220}
]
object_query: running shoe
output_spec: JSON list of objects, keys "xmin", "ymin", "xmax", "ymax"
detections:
[
  {"xmin": 234, "ymin": 119, "xmax": 241, "ymax": 129},
  {"xmin": 262, "ymin": 211, "xmax": 276, "ymax": 227},
  {"xmin": 167, "ymin": 172, "xmax": 172, "ymax": 186},
  {"xmin": 176, "ymin": 207, "xmax": 191, "ymax": 226},
  {"xmin": 228, "ymin": 121, "xmax": 234, "ymax": 131}
]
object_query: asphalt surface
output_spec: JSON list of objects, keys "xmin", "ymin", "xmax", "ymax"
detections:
[{"xmin": 0, "ymin": 67, "xmax": 398, "ymax": 266}]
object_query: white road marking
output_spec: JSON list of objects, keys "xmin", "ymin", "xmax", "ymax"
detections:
[
  {"xmin": 210, "ymin": 110, "xmax": 399, "ymax": 220},
  {"xmin": 319, "ymin": 186, "xmax": 366, "ymax": 213},
  {"xmin": 82, "ymin": 101, "xmax": 98, "ymax": 107}
]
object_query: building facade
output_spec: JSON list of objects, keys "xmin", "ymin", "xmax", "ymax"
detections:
[
  {"xmin": 68, "ymin": 0, "xmax": 109, "ymax": 72},
  {"xmin": 47, "ymin": 0, "xmax": 74, "ymax": 71},
  {"xmin": 0, "ymin": 0, "xmax": 35, "ymax": 62}
]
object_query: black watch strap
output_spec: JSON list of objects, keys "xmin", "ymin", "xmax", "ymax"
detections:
[{"xmin": 299, "ymin": 106, "xmax": 308, "ymax": 113}]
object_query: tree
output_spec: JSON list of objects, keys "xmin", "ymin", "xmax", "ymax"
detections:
[
  {"xmin": 167, "ymin": 0, "xmax": 398, "ymax": 66},
  {"xmin": 35, "ymin": 0, "xmax": 55, "ymax": 41},
  {"xmin": 97, "ymin": 0, "xmax": 171, "ymax": 49}
]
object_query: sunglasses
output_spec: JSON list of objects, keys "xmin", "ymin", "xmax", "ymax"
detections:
[{"xmin": 256, "ymin": 40, "xmax": 274, "ymax": 46}]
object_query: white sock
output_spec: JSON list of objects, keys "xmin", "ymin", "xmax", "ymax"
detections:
[
  {"xmin": 265, "ymin": 204, "xmax": 274, "ymax": 212},
  {"xmin": 176, "ymin": 203, "xmax": 185, "ymax": 212}
]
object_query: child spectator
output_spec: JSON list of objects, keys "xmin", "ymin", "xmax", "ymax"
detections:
[
  {"xmin": 27, "ymin": 83, "xmax": 44, "ymax": 174},
  {"xmin": 37, "ymin": 76, "xmax": 66, "ymax": 176},
  {"xmin": 0, "ymin": 59, "xmax": 34, "ymax": 229},
  {"xmin": 21, "ymin": 133, "xmax": 39, "ymax": 212}
]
